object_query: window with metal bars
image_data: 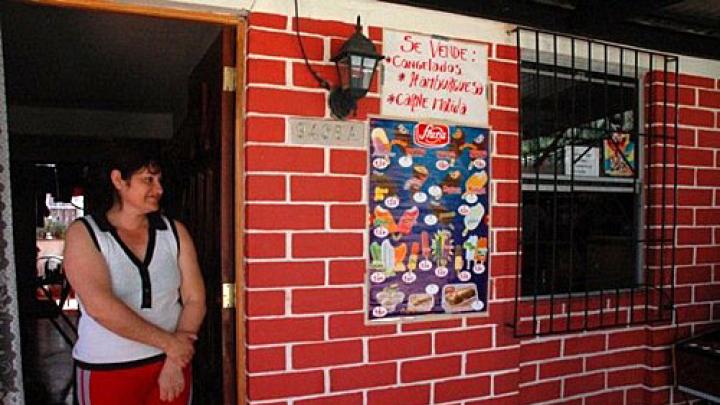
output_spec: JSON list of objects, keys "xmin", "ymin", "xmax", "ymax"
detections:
[{"xmin": 513, "ymin": 28, "xmax": 678, "ymax": 337}]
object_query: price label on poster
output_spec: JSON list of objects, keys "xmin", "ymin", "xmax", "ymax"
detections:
[{"xmin": 382, "ymin": 31, "xmax": 489, "ymax": 126}]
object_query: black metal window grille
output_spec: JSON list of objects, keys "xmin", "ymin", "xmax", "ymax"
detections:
[{"xmin": 513, "ymin": 28, "xmax": 678, "ymax": 337}]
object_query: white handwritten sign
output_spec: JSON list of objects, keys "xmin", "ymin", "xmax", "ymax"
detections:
[{"xmin": 382, "ymin": 31, "xmax": 488, "ymax": 126}]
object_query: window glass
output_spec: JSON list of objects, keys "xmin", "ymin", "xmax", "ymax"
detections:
[{"xmin": 520, "ymin": 64, "xmax": 640, "ymax": 296}]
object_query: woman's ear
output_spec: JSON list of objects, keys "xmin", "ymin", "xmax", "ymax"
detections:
[{"xmin": 110, "ymin": 169, "xmax": 125, "ymax": 190}]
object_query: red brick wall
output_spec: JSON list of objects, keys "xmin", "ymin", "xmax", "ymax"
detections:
[{"xmin": 244, "ymin": 11, "xmax": 720, "ymax": 404}]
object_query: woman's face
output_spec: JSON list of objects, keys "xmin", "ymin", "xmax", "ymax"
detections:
[{"xmin": 114, "ymin": 166, "xmax": 163, "ymax": 213}]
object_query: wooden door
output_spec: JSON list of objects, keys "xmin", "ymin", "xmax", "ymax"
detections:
[{"xmin": 165, "ymin": 26, "xmax": 236, "ymax": 405}]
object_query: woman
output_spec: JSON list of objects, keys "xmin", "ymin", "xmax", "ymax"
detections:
[{"xmin": 64, "ymin": 151, "xmax": 205, "ymax": 404}]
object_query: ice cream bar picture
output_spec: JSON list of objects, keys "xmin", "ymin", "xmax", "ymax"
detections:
[
  {"xmin": 407, "ymin": 242, "xmax": 420, "ymax": 271},
  {"xmin": 454, "ymin": 245, "xmax": 463, "ymax": 271},
  {"xmin": 371, "ymin": 128, "xmax": 391, "ymax": 155},
  {"xmin": 421, "ymin": 231, "xmax": 430, "ymax": 259},
  {"xmin": 381, "ymin": 240, "xmax": 395, "ymax": 275},
  {"xmin": 462, "ymin": 203, "xmax": 485, "ymax": 236}
]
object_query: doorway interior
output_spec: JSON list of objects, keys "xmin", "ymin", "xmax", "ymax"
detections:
[{"xmin": 0, "ymin": 2, "xmax": 234, "ymax": 403}]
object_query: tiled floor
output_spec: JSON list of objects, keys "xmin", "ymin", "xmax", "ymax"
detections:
[{"xmin": 20, "ymin": 314, "xmax": 76, "ymax": 405}]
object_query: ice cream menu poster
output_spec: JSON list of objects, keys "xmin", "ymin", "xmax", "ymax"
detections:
[{"xmin": 367, "ymin": 118, "xmax": 490, "ymax": 321}]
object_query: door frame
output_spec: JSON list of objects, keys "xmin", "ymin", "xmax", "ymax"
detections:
[{"xmin": 7, "ymin": 1, "xmax": 247, "ymax": 403}]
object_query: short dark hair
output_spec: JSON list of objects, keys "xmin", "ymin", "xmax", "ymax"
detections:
[
  {"xmin": 87, "ymin": 145, "xmax": 163, "ymax": 216},
  {"xmin": 111, "ymin": 148, "xmax": 162, "ymax": 181}
]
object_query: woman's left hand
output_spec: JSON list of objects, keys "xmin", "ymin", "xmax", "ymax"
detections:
[{"xmin": 158, "ymin": 360, "xmax": 185, "ymax": 402}]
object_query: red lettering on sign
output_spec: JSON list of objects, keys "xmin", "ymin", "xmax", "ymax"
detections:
[
  {"xmin": 400, "ymin": 35, "xmax": 422, "ymax": 53},
  {"xmin": 429, "ymin": 39, "xmax": 468, "ymax": 61},
  {"xmin": 414, "ymin": 123, "xmax": 450, "ymax": 148}
]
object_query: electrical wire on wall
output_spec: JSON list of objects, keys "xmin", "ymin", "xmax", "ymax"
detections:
[{"xmin": 293, "ymin": 0, "xmax": 330, "ymax": 91}]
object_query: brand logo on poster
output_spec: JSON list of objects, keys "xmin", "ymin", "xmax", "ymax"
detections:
[{"xmin": 414, "ymin": 123, "xmax": 449, "ymax": 148}]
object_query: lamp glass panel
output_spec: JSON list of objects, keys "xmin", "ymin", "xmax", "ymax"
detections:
[
  {"xmin": 349, "ymin": 55, "xmax": 365, "ymax": 94},
  {"xmin": 362, "ymin": 60, "xmax": 376, "ymax": 90},
  {"xmin": 337, "ymin": 57, "xmax": 350, "ymax": 90}
]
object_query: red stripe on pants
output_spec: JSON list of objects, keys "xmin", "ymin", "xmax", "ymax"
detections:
[{"xmin": 76, "ymin": 360, "xmax": 192, "ymax": 405}]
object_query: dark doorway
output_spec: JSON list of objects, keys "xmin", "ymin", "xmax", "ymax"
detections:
[{"xmin": 0, "ymin": 2, "xmax": 230, "ymax": 404}]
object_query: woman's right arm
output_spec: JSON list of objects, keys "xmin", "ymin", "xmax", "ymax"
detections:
[{"xmin": 63, "ymin": 221, "xmax": 195, "ymax": 366}]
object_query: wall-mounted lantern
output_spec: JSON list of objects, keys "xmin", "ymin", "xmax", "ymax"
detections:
[{"xmin": 328, "ymin": 16, "xmax": 383, "ymax": 120}]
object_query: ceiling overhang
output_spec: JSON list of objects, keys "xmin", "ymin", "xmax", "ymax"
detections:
[{"xmin": 381, "ymin": 0, "xmax": 720, "ymax": 60}]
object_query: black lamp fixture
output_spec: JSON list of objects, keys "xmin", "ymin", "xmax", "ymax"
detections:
[
  {"xmin": 328, "ymin": 16, "xmax": 384, "ymax": 119},
  {"xmin": 294, "ymin": 1, "xmax": 383, "ymax": 120}
]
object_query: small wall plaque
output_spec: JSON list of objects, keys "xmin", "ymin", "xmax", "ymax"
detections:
[{"xmin": 289, "ymin": 118, "xmax": 366, "ymax": 147}]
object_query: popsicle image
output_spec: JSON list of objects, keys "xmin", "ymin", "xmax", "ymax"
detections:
[
  {"xmin": 374, "ymin": 205, "xmax": 398, "ymax": 233},
  {"xmin": 370, "ymin": 241, "xmax": 383, "ymax": 269},
  {"xmin": 407, "ymin": 242, "xmax": 420, "ymax": 271},
  {"xmin": 443, "ymin": 232, "xmax": 454, "ymax": 258},
  {"xmin": 431, "ymin": 232, "xmax": 441, "ymax": 263},
  {"xmin": 476, "ymin": 237, "xmax": 489, "ymax": 263},
  {"xmin": 462, "ymin": 203, "xmax": 485, "ymax": 236},
  {"xmin": 394, "ymin": 243, "xmax": 407, "ymax": 272},
  {"xmin": 463, "ymin": 235, "xmax": 478, "ymax": 270},
  {"xmin": 421, "ymin": 231, "xmax": 431, "ymax": 259},
  {"xmin": 371, "ymin": 127, "xmax": 391, "ymax": 155},
  {"xmin": 454, "ymin": 245, "xmax": 463, "ymax": 273},
  {"xmin": 432, "ymin": 230, "xmax": 450, "ymax": 267},
  {"xmin": 397, "ymin": 206, "xmax": 419, "ymax": 235},
  {"xmin": 381, "ymin": 239, "xmax": 395, "ymax": 275}
]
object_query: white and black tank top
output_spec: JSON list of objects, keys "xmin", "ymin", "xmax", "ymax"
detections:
[{"xmin": 73, "ymin": 213, "xmax": 182, "ymax": 368}]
